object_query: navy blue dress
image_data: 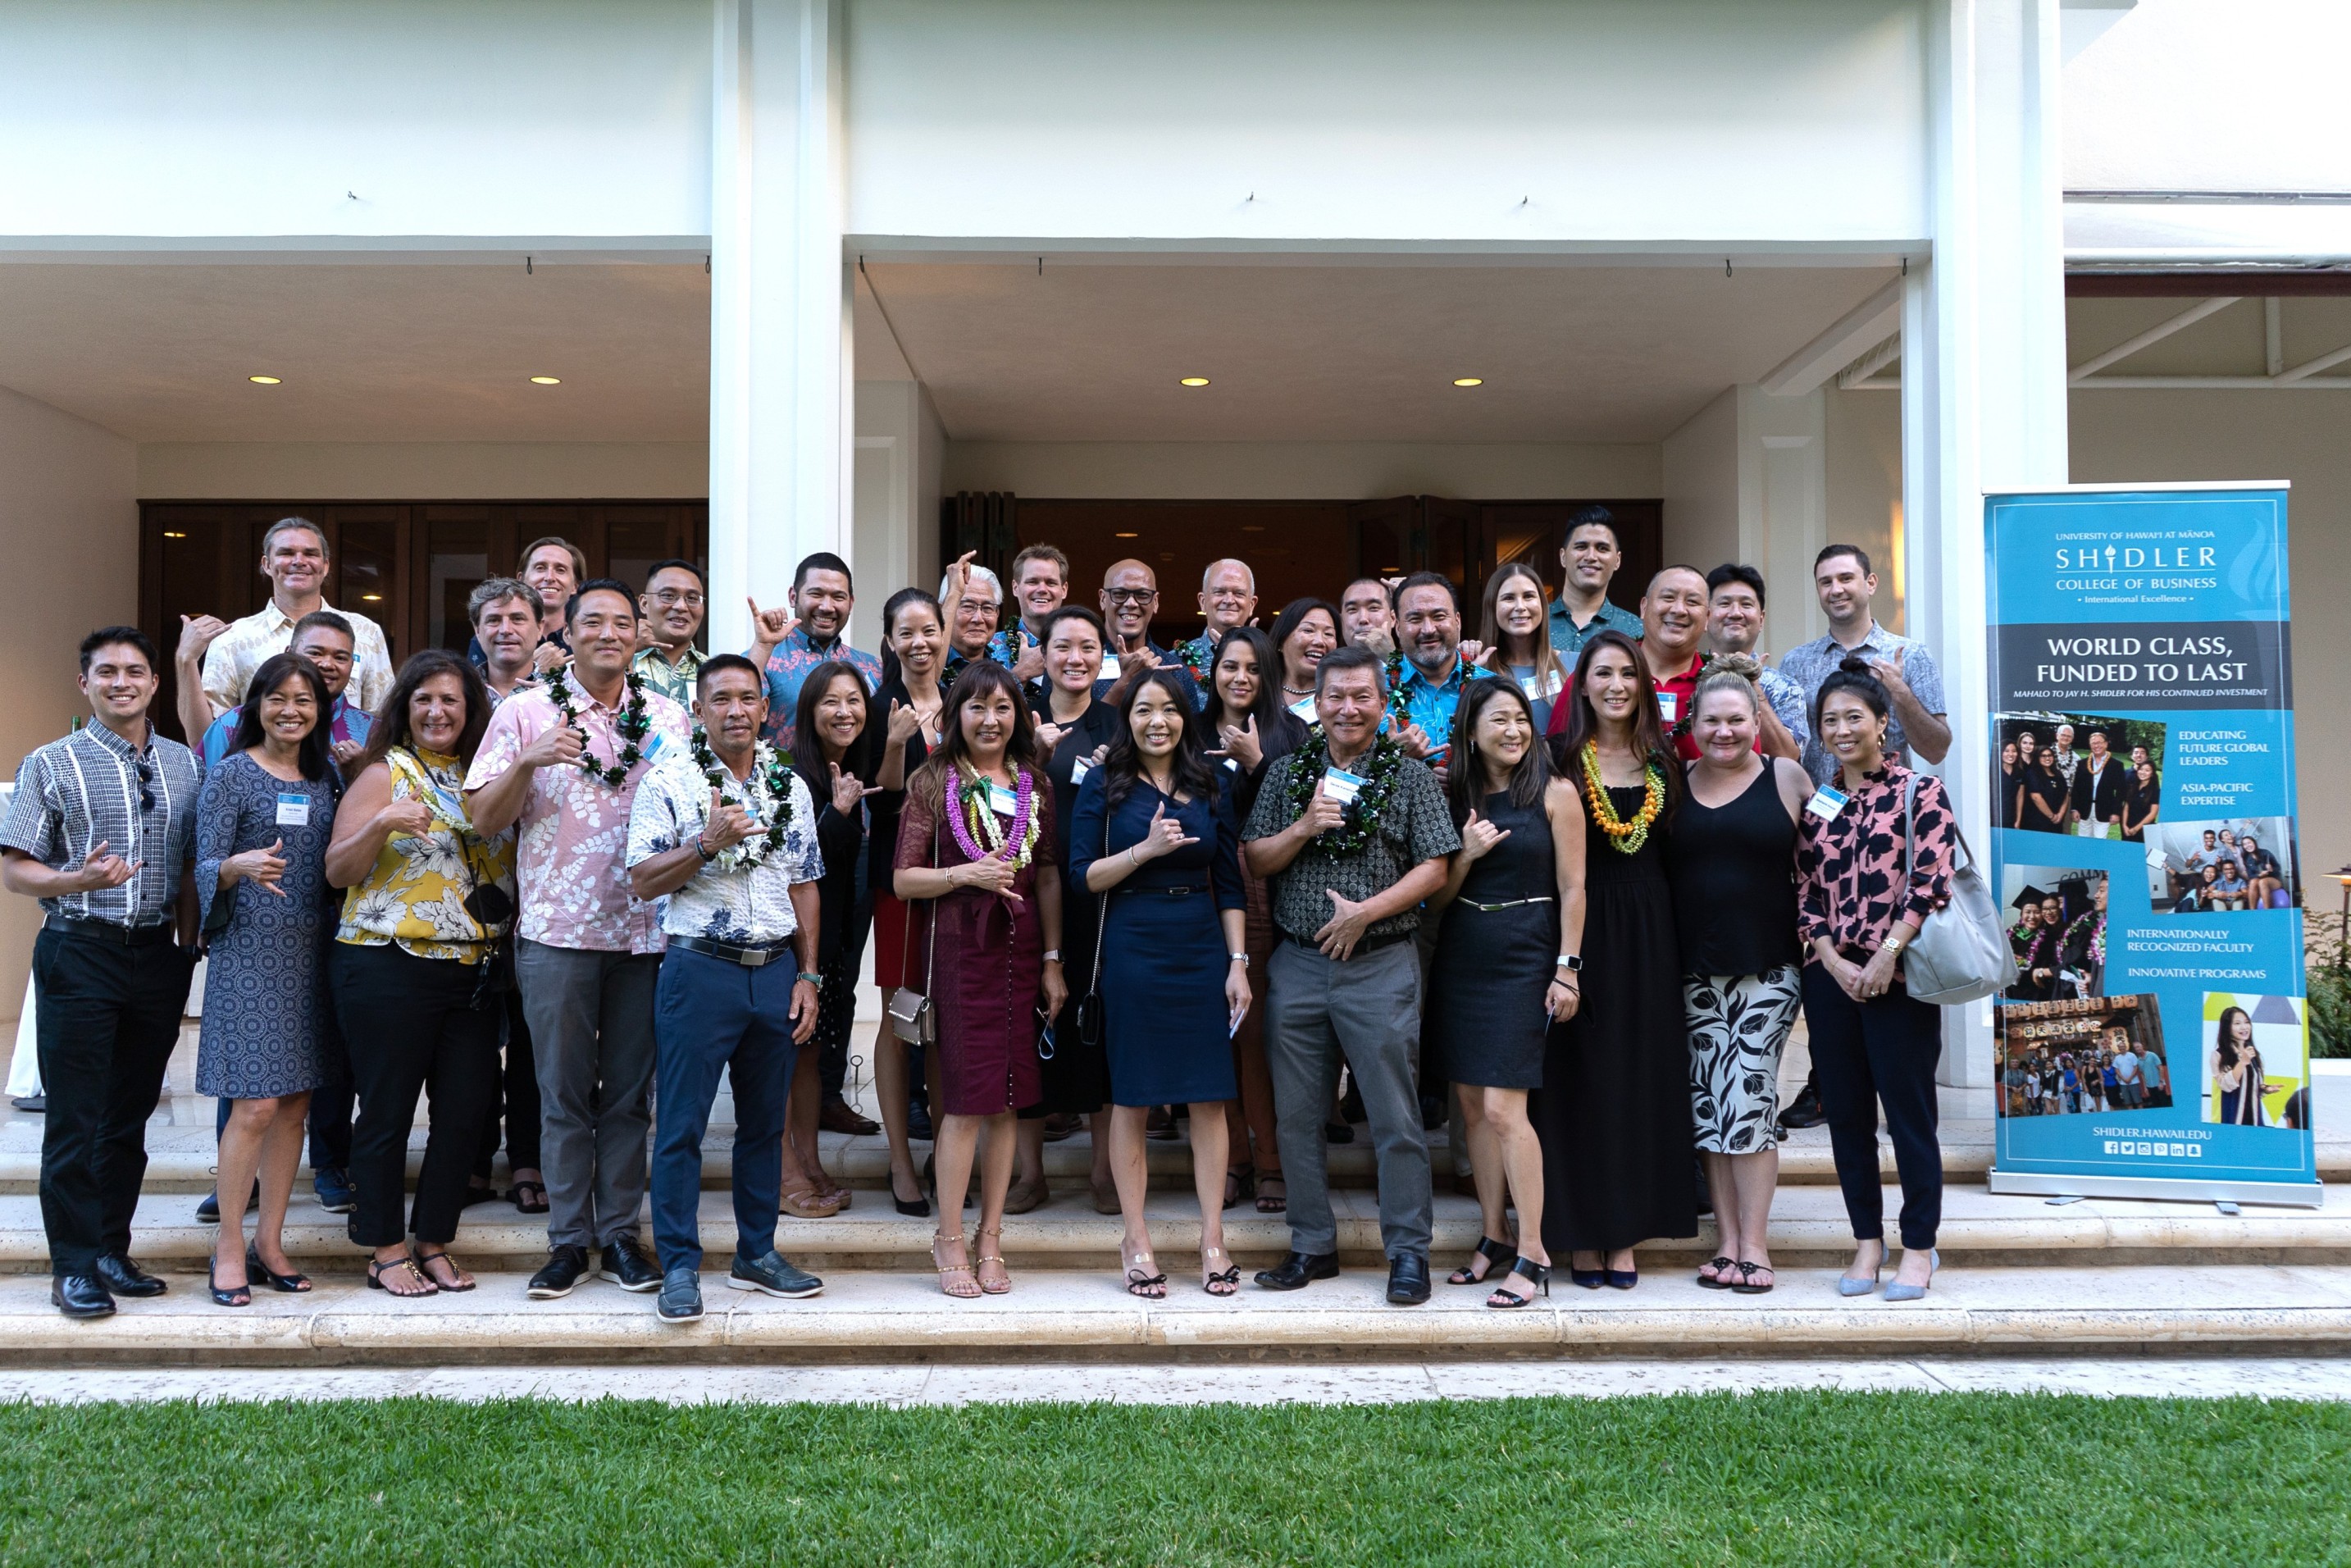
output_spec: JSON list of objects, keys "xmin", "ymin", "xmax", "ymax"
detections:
[
  {"xmin": 194, "ymin": 753, "xmax": 338, "ymax": 1100},
  {"xmin": 1069, "ymin": 770, "xmax": 1245, "ymax": 1108}
]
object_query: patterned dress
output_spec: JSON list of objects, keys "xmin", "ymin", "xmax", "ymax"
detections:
[{"xmin": 194, "ymin": 754, "xmax": 339, "ymax": 1099}]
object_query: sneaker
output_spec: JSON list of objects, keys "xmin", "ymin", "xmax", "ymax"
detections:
[
  {"xmin": 600, "ymin": 1239, "xmax": 662, "ymax": 1292},
  {"xmin": 312, "ymin": 1167, "xmax": 358, "ymax": 1214},
  {"xmin": 194, "ymin": 1183, "xmax": 257, "ymax": 1224},
  {"xmin": 1779, "ymin": 1083, "xmax": 1826, "ymax": 1132},
  {"xmin": 656, "ymin": 1265, "xmax": 704, "ymax": 1323},
  {"xmin": 526, "ymin": 1244, "xmax": 591, "ymax": 1300},
  {"xmin": 727, "ymin": 1249, "xmax": 824, "ymax": 1299}
]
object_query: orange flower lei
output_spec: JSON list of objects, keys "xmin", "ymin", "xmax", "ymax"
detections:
[{"xmin": 1579, "ymin": 741, "xmax": 1665, "ymax": 855}]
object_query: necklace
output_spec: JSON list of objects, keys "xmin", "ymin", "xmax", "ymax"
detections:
[
  {"xmin": 688, "ymin": 727, "xmax": 796, "ymax": 870},
  {"xmin": 1279, "ymin": 727, "xmax": 1406, "ymax": 855},
  {"xmin": 547, "ymin": 667, "xmax": 651, "ymax": 787},
  {"xmin": 945, "ymin": 765, "xmax": 1041, "ymax": 871},
  {"xmin": 1579, "ymin": 741, "xmax": 1665, "ymax": 855}
]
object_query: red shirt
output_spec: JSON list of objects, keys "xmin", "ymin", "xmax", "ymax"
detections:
[{"xmin": 1546, "ymin": 659, "xmax": 1711, "ymax": 759}]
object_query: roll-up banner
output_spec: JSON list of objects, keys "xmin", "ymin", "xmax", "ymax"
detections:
[{"xmin": 1984, "ymin": 483, "xmax": 2318, "ymax": 1206}]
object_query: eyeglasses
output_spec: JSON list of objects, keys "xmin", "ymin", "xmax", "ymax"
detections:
[
  {"xmin": 132, "ymin": 756, "xmax": 155, "ymax": 813},
  {"xmin": 649, "ymin": 590, "xmax": 705, "ymax": 608},
  {"xmin": 1104, "ymin": 589, "xmax": 1158, "ymax": 606}
]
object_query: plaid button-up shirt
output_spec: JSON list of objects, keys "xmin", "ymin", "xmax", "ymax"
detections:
[
  {"xmin": 1241, "ymin": 747, "xmax": 1460, "ymax": 942},
  {"xmin": 200, "ymin": 599, "xmax": 394, "ymax": 719},
  {"xmin": 2, "ymin": 722, "xmax": 200, "ymax": 926}
]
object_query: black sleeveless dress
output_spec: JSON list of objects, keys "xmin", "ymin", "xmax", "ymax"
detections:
[
  {"xmin": 1426, "ymin": 790, "xmax": 1558, "ymax": 1089},
  {"xmin": 1533, "ymin": 782, "xmax": 1698, "ymax": 1254}
]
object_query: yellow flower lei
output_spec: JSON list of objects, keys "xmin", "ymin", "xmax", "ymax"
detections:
[{"xmin": 1579, "ymin": 741, "xmax": 1665, "ymax": 855}]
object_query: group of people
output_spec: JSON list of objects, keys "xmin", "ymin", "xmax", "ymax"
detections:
[
  {"xmin": 2006, "ymin": 877, "xmax": 2109, "ymax": 1003},
  {"xmin": 4, "ymin": 504, "xmax": 1966, "ymax": 1322},
  {"xmin": 2168, "ymin": 827, "xmax": 2286, "ymax": 913},
  {"xmin": 2000, "ymin": 722, "xmax": 2160, "ymax": 841},
  {"xmin": 2002, "ymin": 1036, "xmax": 2170, "ymax": 1117}
]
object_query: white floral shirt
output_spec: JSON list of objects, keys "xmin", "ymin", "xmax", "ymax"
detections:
[
  {"xmin": 463, "ymin": 674, "xmax": 690, "ymax": 954},
  {"xmin": 624, "ymin": 748, "xmax": 824, "ymax": 946},
  {"xmin": 200, "ymin": 599, "xmax": 394, "ymax": 718}
]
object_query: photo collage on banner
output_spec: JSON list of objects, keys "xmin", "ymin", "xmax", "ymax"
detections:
[{"xmin": 1984, "ymin": 483, "xmax": 2318, "ymax": 1205}]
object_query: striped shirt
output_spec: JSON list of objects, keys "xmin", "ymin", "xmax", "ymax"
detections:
[{"xmin": 1, "ymin": 722, "xmax": 200, "ymax": 926}]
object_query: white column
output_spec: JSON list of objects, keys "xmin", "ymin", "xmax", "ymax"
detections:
[
  {"xmin": 1908, "ymin": 0, "xmax": 2071, "ymax": 1088},
  {"xmin": 707, "ymin": 0, "xmax": 850, "ymax": 654}
]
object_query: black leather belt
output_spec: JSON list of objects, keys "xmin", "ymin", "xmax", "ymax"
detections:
[
  {"xmin": 1282, "ymin": 928, "xmax": 1411, "ymax": 956},
  {"xmin": 670, "ymin": 934, "xmax": 795, "ymax": 969},
  {"xmin": 44, "ymin": 914, "xmax": 175, "ymax": 948},
  {"xmin": 1124, "ymin": 884, "xmax": 1207, "ymax": 897}
]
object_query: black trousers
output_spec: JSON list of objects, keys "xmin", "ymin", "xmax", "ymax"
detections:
[
  {"xmin": 332, "ymin": 942, "xmax": 499, "ymax": 1248},
  {"xmin": 33, "ymin": 925, "xmax": 194, "ymax": 1276},
  {"xmin": 1801, "ymin": 963, "xmax": 1945, "ymax": 1251},
  {"xmin": 474, "ymin": 984, "xmax": 543, "ymax": 1180}
]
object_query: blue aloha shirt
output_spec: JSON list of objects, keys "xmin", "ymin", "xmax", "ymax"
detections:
[
  {"xmin": 1392, "ymin": 655, "xmax": 1496, "ymax": 768},
  {"xmin": 757, "ymin": 627, "xmax": 885, "ymax": 756}
]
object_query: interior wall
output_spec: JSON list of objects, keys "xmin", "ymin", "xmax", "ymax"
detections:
[
  {"xmin": 850, "ymin": 381, "xmax": 948, "ymax": 653},
  {"xmin": 1824, "ymin": 383, "xmax": 1903, "ymax": 631},
  {"xmin": 2066, "ymin": 388, "xmax": 2348, "ymax": 882},
  {"xmin": 137, "ymin": 443, "xmax": 709, "ymax": 501},
  {"xmin": 942, "ymin": 441, "xmax": 1660, "ymax": 502},
  {"xmin": 0, "ymin": 386, "xmax": 139, "ymax": 1021}
]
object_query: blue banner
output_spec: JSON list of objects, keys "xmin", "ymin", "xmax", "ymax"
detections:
[{"xmin": 1984, "ymin": 485, "xmax": 2317, "ymax": 1205}]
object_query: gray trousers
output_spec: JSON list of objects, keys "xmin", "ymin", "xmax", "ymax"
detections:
[
  {"xmin": 1265, "ymin": 939, "xmax": 1433, "ymax": 1260},
  {"xmin": 517, "ymin": 940, "xmax": 661, "ymax": 1251}
]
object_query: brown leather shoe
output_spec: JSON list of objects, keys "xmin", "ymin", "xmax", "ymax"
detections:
[
  {"xmin": 818, "ymin": 1097, "xmax": 881, "ymax": 1136},
  {"xmin": 1003, "ymin": 1174, "xmax": 1050, "ymax": 1215}
]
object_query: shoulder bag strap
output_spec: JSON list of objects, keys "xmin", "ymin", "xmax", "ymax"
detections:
[{"xmin": 1086, "ymin": 805, "xmax": 1111, "ymax": 1001}]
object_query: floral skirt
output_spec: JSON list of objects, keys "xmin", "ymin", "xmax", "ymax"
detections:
[{"xmin": 1684, "ymin": 965, "xmax": 1802, "ymax": 1154}]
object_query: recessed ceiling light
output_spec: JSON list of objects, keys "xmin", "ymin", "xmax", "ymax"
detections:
[
  {"xmin": 1114, "ymin": 531, "xmax": 1141, "ymax": 539},
  {"xmin": 248, "ymin": 375, "xmax": 281, "ymax": 385},
  {"xmin": 529, "ymin": 376, "xmax": 562, "ymax": 385},
  {"xmin": 162, "ymin": 531, "xmax": 187, "ymax": 540},
  {"xmin": 1178, "ymin": 376, "xmax": 1210, "ymax": 387},
  {"xmin": 359, "ymin": 593, "xmax": 384, "ymax": 602},
  {"xmin": 1452, "ymin": 377, "xmax": 1483, "ymax": 387},
  {"xmin": 1241, "ymin": 525, "xmax": 1266, "ymax": 533}
]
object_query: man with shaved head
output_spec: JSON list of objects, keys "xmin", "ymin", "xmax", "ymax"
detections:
[
  {"xmin": 1173, "ymin": 558, "xmax": 1260, "ymax": 692},
  {"xmin": 1096, "ymin": 558, "xmax": 1201, "ymax": 707},
  {"xmin": 1544, "ymin": 564, "xmax": 1714, "ymax": 759}
]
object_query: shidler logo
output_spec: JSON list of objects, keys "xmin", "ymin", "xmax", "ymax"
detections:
[{"xmin": 2056, "ymin": 545, "xmax": 2218, "ymax": 572}]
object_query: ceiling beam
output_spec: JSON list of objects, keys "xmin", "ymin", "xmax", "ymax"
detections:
[
  {"xmin": 2068, "ymin": 296, "xmax": 2239, "ymax": 381},
  {"xmin": 1759, "ymin": 278, "xmax": 1904, "ymax": 397}
]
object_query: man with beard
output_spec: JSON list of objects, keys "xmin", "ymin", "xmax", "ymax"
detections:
[
  {"xmin": 632, "ymin": 558, "xmax": 710, "ymax": 707},
  {"xmin": 745, "ymin": 551, "xmax": 884, "ymax": 755},
  {"xmin": 1387, "ymin": 573, "xmax": 1492, "ymax": 782}
]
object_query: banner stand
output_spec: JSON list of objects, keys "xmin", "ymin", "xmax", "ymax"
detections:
[{"xmin": 1987, "ymin": 1169, "xmax": 2322, "ymax": 1208}]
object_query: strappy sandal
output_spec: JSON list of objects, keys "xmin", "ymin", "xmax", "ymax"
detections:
[
  {"xmin": 932, "ymin": 1231, "xmax": 981, "ymax": 1300},
  {"xmin": 1255, "ymin": 1174, "xmax": 1287, "ymax": 1214},
  {"xmin": 1449, "ymin": 1234, "xmax": 1516, "ymax": 1287},
  {"xmin": 246, "ymin": 1244, "xmax": 311, "ymax": 1293},
  {"xmin": 509, "ymin": 1179, "xmax": 549, "ymax": 1215},
  {"xmin": 780, "ymin": 1186, "xmax": 843, "ymax": 1219},
  {"xmin": 975, "ymin": 1227, "xmax": 1012, "ymax": 1295},
  {"xmin": 367, "ymin": 1256, "xmax": 437, "ymax": 1297},
  {"xmin": 412, "ymin": 1248, "xmax": 475, "ymax": 1293},
  {"xmin": 1729, "ymin": 1260, "xmax": 1776, "ymax": 1296},
  {"xmin": 1222, "ymin": 1165, "xmax": 1253, "ymax": 1210},
  {"xmin": 1697, "ymin": 1255, "xmax": 1738, "ymax": 1289},
  {"xmin": 1123, "ymin": 1249, "xmax": 1168, "ymax": 1299},
  {"xmin": 1487, "ymin": 1256, "xmax": 1551, "ymax": 1309},
  {"xmin": 1201, "ymin": 1245, "xmax": 1240, "ymax": 1297}
]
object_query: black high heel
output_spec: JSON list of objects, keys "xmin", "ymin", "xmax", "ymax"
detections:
[
  {"xmin": 246, "ymin": 1245, "xmax": 312, "ymax": 1294},
  {"xmin": 891, "ymin": 1168, "xmax": 932, "ymax": 1219},
  {"xmin": 207, "ymin": 1257, "xmax": 251, "ymax": 1308},
  {"xmin": 1447, "ymin": 1234, "xmax": 1515, "ymax": 1287},
  {"xmin": 1487, "ymin": 1256, "xmax": 1550, "ymax": 1309}
]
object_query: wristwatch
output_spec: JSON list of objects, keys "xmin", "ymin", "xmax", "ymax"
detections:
[
  {"xmin": 795, "ymin": 971, "xmax": 822, "ymax": 986},
  {"xmin": 1880, "ymin": 932, "xmax": 1907, "ymax": 954},
  {"xmin": 694, "ymin": 836, "xmax": 718, "ymax": 864},
  {"xmin": 1556, "ymin": 953, "xmax": 1583, "ymax": 973},
  {"xmin": 1042, "ymin": 949, "xmax": 1063, "ymax": 963},
  {"xmin": 1230, "ymin": 952, "xmax": 1250, "ymax": 968}
]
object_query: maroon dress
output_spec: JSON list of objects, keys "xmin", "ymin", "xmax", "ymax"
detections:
[{"xmin": 895, "ymin": 772, "xmax": 1059, "ymax": 1116}]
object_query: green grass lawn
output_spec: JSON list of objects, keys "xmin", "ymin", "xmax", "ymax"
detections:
[{"xmin": 2, "ymin": 1390, "xmax": 2346, "ymax": 1565}]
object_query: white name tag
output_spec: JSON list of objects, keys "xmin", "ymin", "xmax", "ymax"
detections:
[
  {"xmin": 1656, "ymin": 691, "xmax": 1679, "ymax": 723},
  {"xmin": 640, "ymin": 732, "xmax": 666, "ymax": 764},
  {"xmin": 1288, "ymin": 695, "xmax": 1316, "ymax": 720},
  {"xmin": 1069, "ymin": 756, "xmax": 1091, "ymax": 784},
  {"xmin": 274, "ymin": 792, "xmax": 310, "ymax": 827},
  {"xmin": 986, "ymin": 781, "xmax": 1018, "ymax": 817},
  {"xmin": 1223, "ymin": 757, "xmax": 1240, "ymax": 773},
  {"xmin": 1804, "ymin": 786, "xmax": 1848, "ymax": 822},
  {"xmin": 1098, "ymin": 653, "xmax": 1123, "ymax": 683},
  {"xmin": 1321, "ymin": 768, "xmax": 1367, "ymax": 805},
  {"xmin": 1518, "ymin": 668, "xmax": 1564, "ymax": 703}
]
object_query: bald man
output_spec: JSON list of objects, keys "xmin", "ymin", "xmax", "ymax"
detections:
[
  {"xmin": 1097, "ymin": 558, "xmax": 1203, "ymax": 707},
  {"xmin": 1172, "ymin": 558, "xmax": 1260, "ymax": 690},
  {"xmin": 1543, "ymin": 563, "xmax": 1715, "ymax": 759}
]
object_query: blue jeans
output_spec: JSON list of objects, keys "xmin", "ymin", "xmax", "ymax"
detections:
[{"xmin": 650, "ymin": 946, "xmax": 797, "ymax": 1273}]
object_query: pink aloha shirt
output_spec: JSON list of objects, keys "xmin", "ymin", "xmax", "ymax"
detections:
[{"xmin": 464, "ymin": 680, "xmax": 692, "ymax": 954}]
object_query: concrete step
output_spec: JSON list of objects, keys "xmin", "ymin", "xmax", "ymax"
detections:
[
  {"xmin": 15, "ymin": 1182, "xmax": 2351, "ymax": 1279},
  {"xmin": 7, "ymin": 1261, "xmax": 2349, "ymax": 1367}
]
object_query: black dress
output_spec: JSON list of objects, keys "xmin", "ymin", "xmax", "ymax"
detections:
[
  {"xmin": 1426, "ymin": 790, "xmax": 1557, "ymax": 1089},
  {"xmin": 1533, "ymin": 783, "xmax": 1698, "ymax": 1254},
  {"xmin": 1038, "ymin": 698, "xmax": 1123, "ymax": 1114}
]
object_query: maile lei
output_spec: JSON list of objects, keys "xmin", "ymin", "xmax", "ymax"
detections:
[
  {"xmin": 1176, "ymin": 631, "xmax": 1219, "ymax": 688},
  {"xmin": 1578, "ymin": 741, "xmax": 1667, "ymax": 855},
  {"xmin": 945, "ymin": 766, "xmax": 1041, "ymax": 872},
  {"xmin": 1382, "ymin": 650, "xmax": 1480, "ymax": 731},
  {"xmin": 548, "ymin": 666, "xmax": 651, "ymax": 787},
  {"xmin": 1281, "ymin": 727, "xmax": 1407, "ymax": 855},
  {"xmin": 688, "ymin": 727, "xmax": 796, "ymax": 870}
]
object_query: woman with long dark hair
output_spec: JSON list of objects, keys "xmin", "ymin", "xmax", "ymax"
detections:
[
  {"xmin": 868, "ymin": 588, "xmax": 949, "ymax": 1215},
  {"xmin": 1475, "ymin": 563, "xmax": 1570, "ymax": 732},
  {"xmin": 2212, "ymin": 1006, "xmax": 2266, "ymax": 1124},
  {"xmin": 194, "ymin": 653, "xmax": 339, "ymax": 1306},
  {"xmin": 2120, "ymin": 758, "xmax": 2160, "ymax": 842},
  {"xmin": 893, "ymin": 661, "xmax": 1067, "ymax": 1297},
  {"xmin": 2022, "ymin": 744, "xmax": 2069, "ymax": 832},
  {"xmin": 325, "ymin": 650, "xmax": 512, "ymax": 1300},
  {"xmin": 1998, "ymin": 739, "xmax": 2025, "ymax": 829},
  {"xmin": 777, "ymin": 660, "xmax": 881, "ymax": 1217},
  {"xmin": 1427, "ymin": 678, "xmax": 1583, "ymax": 1307},
  {"xmin": 1201, "ymin": 624, "xmax": 1309, "ymax": 1212},
  {"xmin": 1532, "ymin": 629, "xmax": 1693, "ymax": 1289},
  {"xmin": 1796, "ymin": 655, "xmax": 1957, "ymax": 1303},
  {"xmin": 1266, "ymin": 598, "xmax": 1341, "ymax": 722},
  {"xmin": 1072, "ymin": 668, "xmax": 1248, "ymax": 1297}
]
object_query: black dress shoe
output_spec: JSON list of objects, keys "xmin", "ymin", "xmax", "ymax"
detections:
[
  {"xmin": 600, "ymin": 1240, "xmax": 662, "ymax": 1292},
  {"xmin": 51, "ymin": 1275, "xmax": 116, "ymax": 1320},
  {"xmin": 1254, "ymin": 1251, "xmax": 1339, "ymax": 1291},
  {"xmin": 1387, "ymin": 1251, "xmax": 1433, "ymax": 1306},
  {"xmin": 526, "ymin": 1244, "xmax": 591, "ymax": 1300},
  {"xmin": 94, "ymin": 1255, "xmax": 167, "ymax": 1298}
]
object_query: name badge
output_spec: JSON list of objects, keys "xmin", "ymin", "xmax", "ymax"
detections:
[
  {"xmin": 1070, "ymin": 756, "xmax": 1092, "ymax": 784},
  {"xmin": 1321, "ymin": 768, "xmax": 1367, "ymax": 805},
  {"xmin": 1656, "ymin": 691, "xmax": 1679, "ymax": 723},
  {"xmin": 1804, "ymin": 786, "xmax": 1848, "ymax": 822},
  {"xmin": 1519, "ymin": 669, "xmax": 1564, "ymax": 702},
  {"xmin": 1098, "ymin": 652, "xmax": 1124, "ymax": 683},
  {"xmin": 986, "ymin": 781, "xmax": 1018, "ymax": 818},
  {"xmin": 274, "ymin": 792, "xmax": 311, "ymax": 827},
  {"xmin": 640, "ymin": 732, "xmax": 666, "ymax": 764},
  {"xmin": 1288, "ymin": 695, "xmax": 1316, "ymax": 721},
  {"xmin": 1223, "ymin": 757, "xmax": 1240, "ymax": 773}
]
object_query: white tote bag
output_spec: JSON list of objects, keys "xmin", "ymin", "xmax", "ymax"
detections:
[{"xmin": 1898, "ymin": 774, "xmax": 2018, "ymax": 1006}]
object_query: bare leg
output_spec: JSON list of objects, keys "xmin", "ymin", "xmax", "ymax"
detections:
[
  {"xmin": 1014, "ymin": 1117, "xmax": 1046, "ymax": 1189},
  {"xmin": 781, "ymin": 1047, "xmax": 831, "ymax": 1199},
  {"xmin": 1087, "ymin": 1110, "xmax": 1113, "ymax": 1191},
  {"xmin": 973, "ymin": 1111, "xmax": 1018, "ymax": 1292},
  {"xmin": 1457, "ymin": 1090, "xmax": 1509, "ymax": 1259},
  {"xmin": 253, "ymin": 1092, "xmax": 310, "ymax": 1275},
  {"xmin": 933, "ymin": 1111, "xmax": 981, "ymax": 1223},
  {"xmin": 1186, "ymin": 1100, "xmax": 1233, "ymax": 1292},
  {"xmin": 872, "ymin": 1019, "xmax": 923, "ymax": 1206},
  {"xmin": 1732, "ymin": 1145, "xmax": 1779, "ymax": 1283},
  {"xmin": 1483, "ymin": 1087, "xmax": 1548, "ymax": 1303},
  {"xmin": 1699, "ymin": 1149, "xmax": 1739, "ymax": 1283},
  {"xmin": 1107, "ymin": 1104, "xmax": 1159, "ymax": 1294},
  {"xmin": 212, "ymin": 1096, "xmax": 283, "ymax": 1291}
]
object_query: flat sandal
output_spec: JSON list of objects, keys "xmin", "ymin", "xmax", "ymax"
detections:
[{"xmin": 412, "ymin": 1248, "xmax": 474, "ymax": 1293}]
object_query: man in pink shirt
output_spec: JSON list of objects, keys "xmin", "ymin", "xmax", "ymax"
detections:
[{"xmin": 467, "ymin": 578, "xmax": 691, "ymax": 1300}]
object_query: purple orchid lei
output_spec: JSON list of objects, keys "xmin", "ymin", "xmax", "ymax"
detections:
[{"xmin": 945, "ymin": 766, "xmax": 1041, "ymax": 870}]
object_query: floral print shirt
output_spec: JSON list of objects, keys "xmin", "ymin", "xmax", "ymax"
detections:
[
  {"xmin": 756, "ymin": 627, "xmax": 884, "ymax": 755},
  {"xmin": 624, "ymin": 750, "xmax": 824, "ymax": 946},
  {"xmin": 464, "ymin": 676, "xmax": 690, "ymax": 954},
  {"xmin": 1795, "ymin": 761, "xmax": 1955, "ymax": 973},
  {"xmin": 337, "ymin": 748, "xmax": 515, "ymax": 964}
]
